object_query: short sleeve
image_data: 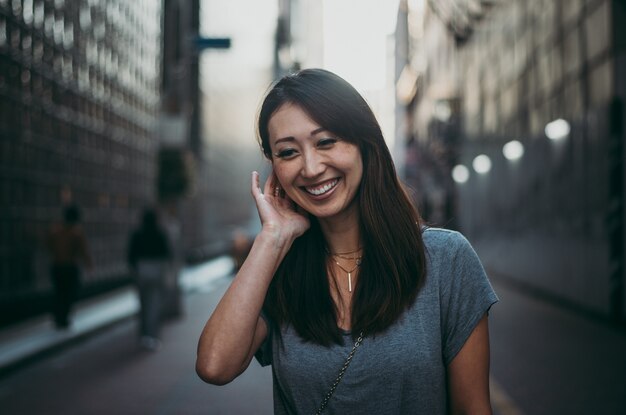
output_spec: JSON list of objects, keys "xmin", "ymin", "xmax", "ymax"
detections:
[
  {"xmin": 439, "ymin": 232, "xmax": 498, "ymax": 365},
  {"xmin": 254, "ymin": 311, "xmax": 273, "ymax": 367}
]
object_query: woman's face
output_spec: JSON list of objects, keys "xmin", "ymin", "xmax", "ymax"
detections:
[{"xmin": 268, "ymin": 103, "xmax": 363, "ymax": 222}]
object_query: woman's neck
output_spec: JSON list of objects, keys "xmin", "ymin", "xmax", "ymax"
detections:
[{"xmin": 318, "ymin": 209, "xmax": 361, "ymax": 254}]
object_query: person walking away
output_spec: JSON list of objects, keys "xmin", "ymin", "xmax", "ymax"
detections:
[
  {"xmin": 160, "ymin": 203, "xmax": 183, "ymax": 319},
  {"xmin": 46, "ymin": 204, "xmax": 92, "ymax": 329},
  {"xmin": 127, "ymin": 209, "xmax": 172, "ymax": 351}
]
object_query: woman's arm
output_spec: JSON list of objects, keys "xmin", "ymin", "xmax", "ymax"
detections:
[
  {"xmin": 196, "ymin": 171, "xmax": 309, "ymax": 385},
  {"xmin": 447, "ymin": 314, "xmax": 492, "ymax": 414}
]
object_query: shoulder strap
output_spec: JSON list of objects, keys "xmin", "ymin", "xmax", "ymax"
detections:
[{"xmin": 315, "ymin": 331, "xmax": 364, "ymax": 414}]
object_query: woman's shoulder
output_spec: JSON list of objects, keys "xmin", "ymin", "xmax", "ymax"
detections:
[
  {"xmin": 421, "ymin": 227, "xmax": 483, "ymax": 271},
  {"xmin": 421, "ymin": 227, "xmax": 470, "ymax": 253},
  {"xmin": 420, "ymin": 227, "xmax": 492, "ymax": 296}
]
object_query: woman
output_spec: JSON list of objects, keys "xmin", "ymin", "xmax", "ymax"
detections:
[{"xmin": 196, "ymin": 69, "xmax": 498, "ymax": 414}]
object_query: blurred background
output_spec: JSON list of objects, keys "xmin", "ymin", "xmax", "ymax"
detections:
[{"xmin": 1, "ymin": 0, "xmax": 625, "ymax": 414}]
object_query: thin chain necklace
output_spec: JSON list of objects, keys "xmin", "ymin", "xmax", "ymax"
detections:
[
  {"xmin": 327, "ymin": 246, "xmax": 362, "ymax": 256},
  {"xmin": 333, "ymin": 252, "xmax": 363, "ymax": 261},
  {"xmin": 331, "ymin": 256, "xmax": 361, "ymax": 292}
]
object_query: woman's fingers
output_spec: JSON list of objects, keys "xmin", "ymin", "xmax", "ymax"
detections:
[
  {"xmin": 251, "ymin": 170, "xmax": 297, "ymax": 213},
  {"xmin": 264, "ymin": 171, "xmax": 279, "ymax": 198},
  {"xmin": 250, "ymin": 171, "xmax": 310, "ymax": 238},
  {"xmin": 251, "ymin": 171, "xmax": 263, "ymax": 198}
]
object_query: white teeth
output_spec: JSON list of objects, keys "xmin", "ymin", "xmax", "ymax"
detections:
[{"xmin": 306, "ymin": 179, "xmax": 338, "ymax": 196}]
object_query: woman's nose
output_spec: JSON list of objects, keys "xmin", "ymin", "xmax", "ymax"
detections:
[{"xmin": 301, "ymin": 150, "xmax": 325, "ymax": 178}]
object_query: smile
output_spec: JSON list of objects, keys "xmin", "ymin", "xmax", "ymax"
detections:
[{"xmin": 303, "ymin": 179, "xmax": 339, "ymax": 196}]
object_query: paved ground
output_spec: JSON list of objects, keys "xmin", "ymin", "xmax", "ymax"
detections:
[
  {"xmin": 0, "ymin": 275, "xmax": 274, "ymax": 415},
  {"xmin": 1, "ymin": 261, "xmax": 625, "ymax": 414},
  {"xmin": 488, "ymin": 276, "xmax": 626, "ymax": 415}
]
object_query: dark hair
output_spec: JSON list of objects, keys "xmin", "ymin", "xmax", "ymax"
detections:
[
  {"xmin": 258, "ymin": 68, "xmax": 427, "ymax": 346},
  {"xmin": 63, "ymin": 204, "xmax": 81, "ymax": 224},
  {"xmin": 141, "ymin": 208, "xmax": 158, "ymax": 229}
]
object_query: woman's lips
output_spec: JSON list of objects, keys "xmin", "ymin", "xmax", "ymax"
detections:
[{"xmin": 302, "ymin": 178, "xmax": 339, "ymax": 197}]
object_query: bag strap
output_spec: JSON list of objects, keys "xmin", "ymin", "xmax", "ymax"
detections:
[{"xmin": 315, "ymin": 331, "xmax": 365, "ymax": 414}]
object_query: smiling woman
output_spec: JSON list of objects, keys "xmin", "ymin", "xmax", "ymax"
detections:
[
  {"xmin": 267, "ymin": 103, "xmax": 363, "ymax": 222},
  {"xmin": 196, "ymin": 69, "xmax": 498, "ymax": 415}
]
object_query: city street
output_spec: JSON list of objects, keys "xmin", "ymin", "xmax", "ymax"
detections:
[{"xmin": 1, "ymin": 0, "xmax": 625, "ymax": 413}]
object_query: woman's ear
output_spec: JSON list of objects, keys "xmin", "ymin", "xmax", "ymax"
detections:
[{"xmin": 269, "ymin": 170, "xmax": 283, "ymax": 198}]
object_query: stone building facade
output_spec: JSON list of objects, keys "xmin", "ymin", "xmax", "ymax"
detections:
[
  {"xmin": 398, "ymin": 0, "xmax": 626, "ymax": 321},
  {"xmin": 0, "ymin": 0, "xmax": 162, "ymax": 324}
]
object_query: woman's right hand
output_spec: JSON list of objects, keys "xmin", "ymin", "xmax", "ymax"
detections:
[
  {"xmin": 198, "ymin": 171, "xmax": 299, "ymax": 385},
  {"xmin": 251, "ymin": 171, "xmax": 310, "ymax": 243}
]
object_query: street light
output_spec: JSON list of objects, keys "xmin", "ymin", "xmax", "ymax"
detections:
[
  {"xmin": 545, "ymin": 118, "xmax": 570, "ymax": 140},
  {"xmin": 452, "ymin": 164, "xmax": 470, "ymax": 184},
  {"xmin": 472, "ymin": 154, "xmax": 492, "ymax": 174},
  {"xmin": 503, "ymin": 140, "xmax": 524, "ymax": 161}
]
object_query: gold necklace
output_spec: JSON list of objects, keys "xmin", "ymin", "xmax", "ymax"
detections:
[
  {"xmin": 332, "ymin": 257, "xmax": 361, "ymax": 292},
  {"xmin": 327, "ymin": 247, "xmax": 362, "ymax": 256},
  {"xmin": 334, "ymin": 253, "xmax": 362, "ymax": 262}
]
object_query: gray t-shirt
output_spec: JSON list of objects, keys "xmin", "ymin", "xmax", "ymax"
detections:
[{"xmin": 256, "ymin": 228, "xmax": 498, "ymax": 414}]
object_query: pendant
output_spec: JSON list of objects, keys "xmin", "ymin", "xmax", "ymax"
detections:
[{"xmin": 348, "ymin": 272, "xmax": 352, "ymax": 292}]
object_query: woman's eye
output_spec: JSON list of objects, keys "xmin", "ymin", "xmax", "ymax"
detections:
[
  {"xmin": 317, "ymin": 138, "xmax": 337, "ymax": 148},
  {"xmin": 275, "ymin": 148, "xmax": 297, "ymax": 159}
]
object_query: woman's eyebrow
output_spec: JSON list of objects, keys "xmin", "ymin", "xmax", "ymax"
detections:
[
  {"xmin": 274, "ymin": 127, "xmax": 328, "ymax": 145},
  {"xmin": 274, "ymin": 136, "xmax": 295, "ymax": 145},
  {"xmin": 310, "ymin": 127, "xmax": 326, "ymax": 135}
]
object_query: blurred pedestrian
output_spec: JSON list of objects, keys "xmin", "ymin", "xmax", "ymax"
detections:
[
  {"xmin": 196, "ymin": 69, "xmax": 498, "ymax": 413},
  {"xmin": 127, "ymin": 208, "xmax": 172, "ymax": 351},
  {"xmin": 160, "ymin": 203, "xmax": 184, "ymax": 319},
  {"xmin": 46, "ymin": 204, "xmax": 92, "ymax": 329}
]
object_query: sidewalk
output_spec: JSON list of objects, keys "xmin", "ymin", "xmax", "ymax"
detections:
[{"xmin": 0, "ymin": 255, "xmax": 234, "ymax": 376}]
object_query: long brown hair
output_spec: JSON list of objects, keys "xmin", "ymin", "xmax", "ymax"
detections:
[{"xmin": 258, "ymin": 69, "xmax": 427, "ymax": 346}]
